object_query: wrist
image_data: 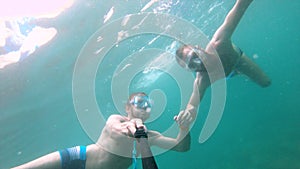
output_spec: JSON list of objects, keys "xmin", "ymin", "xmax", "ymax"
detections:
[{"xmin": 179, "ymin": 125, "xmax": 190, "ymax": 131}]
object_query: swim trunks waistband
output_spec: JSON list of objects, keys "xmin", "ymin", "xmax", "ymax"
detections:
[{"xmin": 59, "ymin": 146, "xmax": 86, "ymax": 169}]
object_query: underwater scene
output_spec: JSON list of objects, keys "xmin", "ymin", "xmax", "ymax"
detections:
[{"xmin": 0, "ymin": 0, "xmax": 299, "ymax": 169}]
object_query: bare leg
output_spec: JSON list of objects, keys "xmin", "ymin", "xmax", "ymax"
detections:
[
  {"xmin": 11, "ymin": 151, "xmax": 61, "ymax": 169},
  {"xmin": 236, "ymin": 54, "xmax": 271, "ymax": 87}
]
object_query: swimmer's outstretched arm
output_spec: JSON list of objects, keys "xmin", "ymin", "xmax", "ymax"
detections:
[
  {"xmin": 187, "ymin": 72, "xmax": 203, "ymax": 109},
  {"xmin": 147, "ymin": 73, "xmax": 203, "ymax": 152},
  {"xmin": 148, "ymin": 72, "xmax": 205, "ymax": 152},
  {"xmin": 11, "ymin": 151, "xmax": 61, "ymax": 169},
  {"xmin": 212, "ymin": 0, "xmax": 253, "ymax": 43},
  {"xmin": 147, "ymin": 124, "xmax": 191, "ymax": 152},
  {"xmin": 175, "ymin": 72, "xmax": 202, "ymax": 129}
]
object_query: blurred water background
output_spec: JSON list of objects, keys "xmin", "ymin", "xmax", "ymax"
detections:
[{"xmin": 0, "ymin": 0, "xmax": 299, "ymax": 168}]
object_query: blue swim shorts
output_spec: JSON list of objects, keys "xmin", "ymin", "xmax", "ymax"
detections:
[{"xmin": 59, "ymin": 146, "xmax": 86, "ymax": 169}]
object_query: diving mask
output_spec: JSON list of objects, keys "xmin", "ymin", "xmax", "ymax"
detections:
[
  {"xmin": 176, "ymin": 47, "xmax": 206, "ymax": 72},
  {"xmin": 130, "ymin": 95, "xmax": 152, "ymax": 113},
  {"xmin": 185, "ymin": 49, "xmax": 203, "ymax": 71}
]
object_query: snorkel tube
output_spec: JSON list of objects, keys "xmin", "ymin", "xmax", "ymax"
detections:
[{"xmin": 134, "ymin": 127, "xmax": 158, "ymax": 169}]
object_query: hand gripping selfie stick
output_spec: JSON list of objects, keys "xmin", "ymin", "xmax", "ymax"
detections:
[{"xmin": 134, "ymin": 127, "xmax": 158, "ymax": 169}]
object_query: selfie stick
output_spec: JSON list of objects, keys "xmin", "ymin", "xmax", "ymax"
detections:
[{"xmin": 134, "ymin": 127, "xmax": 158, "ymax": 169}]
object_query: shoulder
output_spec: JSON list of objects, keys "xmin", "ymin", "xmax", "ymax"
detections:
[{"xmin": 207, "ymin": 39, "xmax": 233, "ymax": 53}]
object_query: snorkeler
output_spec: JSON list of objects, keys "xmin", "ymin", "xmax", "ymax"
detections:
[
  {"xmin": 175, "ymin": 0, "xmax": 271, "ymax": 100},
  {"xmin": 11, "ymin": 73, "xmax": 202, "ymax": 169}
]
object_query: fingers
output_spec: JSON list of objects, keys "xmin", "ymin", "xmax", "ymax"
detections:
[
  {"xmin": 196, "ymin": 72, "xmax": 200, "ymax": 78},
  {"xmin": 176, "ymin": 110, "xmax": 185, "ymax": 122},
  {"xmin": 131, "ymin": 118, "xmax": 144, "ymax": 129},
  {"xmin": 173, "ymin": 115, "xmax": 178, "ymax": 121},
  {"xmin": 143, "ymin": 125, "xmax": 148, "ymax": 133},
  {"xmin": 133, "ymin": 118, "xmax": 144, "ymax": 129},
  {"xmin": 176, "ymin": 110, "xmax": 194, "ymax": 127},
  {"xmin": 129, "ymin": 118, "xmax": 147, "ymax": 133},
  {"xmin": 126, "ymin": 122, "xmax": 136, "ymax": 137}
]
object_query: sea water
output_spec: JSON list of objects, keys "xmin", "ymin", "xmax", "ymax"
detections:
[{"xmin": 0, "ymin": 0, "xmax": 299, "ymax": 169}]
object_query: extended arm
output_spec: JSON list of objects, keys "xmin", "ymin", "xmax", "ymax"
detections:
[
  {"xmin": 176, "ymin": 72, "xmax": 202, "ymax": 124},
  {"xmin": 212, "ymin": 0, "xmax": 253, "ymax": 43},
  {"xmin": 148, "ymin": 73, "xmax": 203, "ymax": 151},
  {"xmin": 147, "ymin": 129, "xmax": 190, "ymax": 152},
  {"xmin": 186, "ymin": 72, "xmax": 202, "ymax": 111}
]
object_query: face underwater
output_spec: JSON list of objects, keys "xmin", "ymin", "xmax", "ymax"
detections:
[{"xmin": 130, "ymin": 95, "xmax": 152, "ymax": 113}]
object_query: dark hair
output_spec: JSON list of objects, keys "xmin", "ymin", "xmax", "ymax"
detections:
[
  {"xmin": 175, "ymin": 44, "xmax": 197, "ymax": 61},
  {"xmin": 175, "ymin": 46, "xmax": 184, "ymax": 58},
  {"xmin": 175, "ymin": 45, "xmax": 190, "ymax": 59}
]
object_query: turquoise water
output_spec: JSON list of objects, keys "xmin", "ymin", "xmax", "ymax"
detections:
[{"xmin": 1, "ymin": 0, "xmax": 300, "ymax": 169}]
